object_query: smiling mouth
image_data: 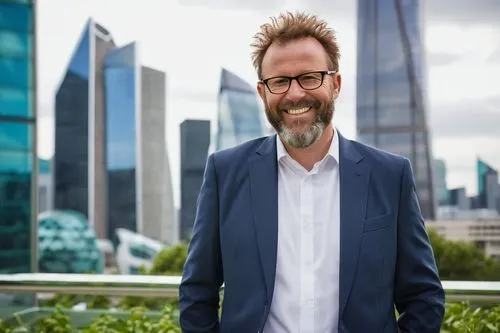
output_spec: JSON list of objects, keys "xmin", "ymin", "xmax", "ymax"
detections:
[{"xmin": 285, "ymin": 106, "xmax": 311, "ymax": 115}]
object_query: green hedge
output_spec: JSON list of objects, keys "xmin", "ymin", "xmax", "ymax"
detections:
[
  {"xmin": 1, "ymin": 302, "xmax": 499, "ymax": 332},
  {"xmin": 0, "ymin": 305, "xmax": 180, "ymax": 333},
  {"xmin": 441, "ymin": 302, "xmax": 500, "ymax": 332}
]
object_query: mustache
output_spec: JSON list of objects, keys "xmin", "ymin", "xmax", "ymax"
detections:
[{"xmin": 278, "ymin": 98, "xmax": 321, "ymax": 111}]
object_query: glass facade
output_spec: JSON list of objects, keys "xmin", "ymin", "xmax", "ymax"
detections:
[
  {"xmin": 433, "ymin": 159, "xmax": 449, "ymax": 206},
  {"xmin": 103, "ymin": 43, "xmax": 137, "ymax": 237},
  {"xmin": 38, "ymin": 210, "xmax": 104, "ymax": 274},
  {"xmin": 0, "ymin": 0, "xmax": 36, "ymax": 275},
  {"xmin": 54, "ymin": 19, "xmax": 115, "ymax": 239},
  {"xmin": 55, "ymin": 20, "xmax": 175, "ymax": 243},
  {"xmin": 477, "ymin": 158, "xmax": 499, "ymax": 211},
  {"xmin": 356, "ymin": 0, "xmax": 436, "ymax": 219},
  {"xmin": 215, "ymin": 68, "xmax": 265, "ymax": 150},
  {"xmin": 180, "ymin": 120, "xmax": 210, "ymax": 240},
  {"xmin": 54, "ymin": 23, "xmax": 90, "ymax": 220}
]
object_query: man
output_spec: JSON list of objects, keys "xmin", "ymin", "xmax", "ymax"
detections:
[{"xmin": 179, "ymin": 11, "xmax": 445, "ymax": 333}]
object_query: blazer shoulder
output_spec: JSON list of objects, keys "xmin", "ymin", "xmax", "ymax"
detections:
[
  {"xmin": 350, "ymin": 139, "xmax": 408, "ymax": 172},
  {"xmin": 211, "ymin": 136, "xmax": 270, "ymax": 169}
]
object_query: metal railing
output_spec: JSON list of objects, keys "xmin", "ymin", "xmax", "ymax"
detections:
[
  {"xmin": 0, "ymin": 273, "xmax": 499, "ymax": 303},
  {"xmin": 0, "ymin": 273, "xmax": 181, "ymax": 298}
]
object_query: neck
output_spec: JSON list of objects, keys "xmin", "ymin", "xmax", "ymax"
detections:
[{"xmin": 282, "ymin": 124, "xmax": 334, "ymax": 171}]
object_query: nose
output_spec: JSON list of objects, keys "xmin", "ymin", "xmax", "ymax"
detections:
[{"xmin": 285, "ymin": 79, "xmax": 306, "ymax": 100}]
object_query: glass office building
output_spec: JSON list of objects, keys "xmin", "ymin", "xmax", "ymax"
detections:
[
  {"xmin": 103, "ymin": 43, "xmax": 138, "ymax": 239},
  {"xmin": 477, "ymin": 158, "xmax": 499, "ymax": 212},
  {"xmin": 356, "ymin": 0, "xmax": 436, "ymax": 219},
  {"xmin": 54, "ymin": 19, "xmax": 114, "ymax": 239},
  {"xmin": 180, "ymin": 119, "xmax": 210, "ymax": 240},
  {"xmin": 433, "ymin": 159, "xmax": 449, "ymax": 206},
  {"xmin": 214, "ymin": 68, "xmax": 265, "ymax": 151},
  {"xmin": 55, "ymin": 20, "xmax": 176, "ymax": 243},
  {"xmin": 0, "ymin": 0, "xmax": 37, "ymax": 274}
]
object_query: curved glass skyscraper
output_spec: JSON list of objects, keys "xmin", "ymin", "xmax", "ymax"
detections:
[
  {"xmin": 214, "ymin": 68, "xmax": 265, "ymax": 151},
  {"xmin": 356, "ymin": 0, "xmax": 436, "ymax": 219},
  {"xmin": 55, "ymin": 19, "xmax": 176, "ymax": 243}
]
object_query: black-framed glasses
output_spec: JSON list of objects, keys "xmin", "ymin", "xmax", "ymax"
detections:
[{"xmin": 259, "ymin": 70, "xmax": 336, "ymax": 94}]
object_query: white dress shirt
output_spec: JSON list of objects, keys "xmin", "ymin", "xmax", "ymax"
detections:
[{"xmin": 263, "ymin": 130, "xmax": 341, "ymax": 333}]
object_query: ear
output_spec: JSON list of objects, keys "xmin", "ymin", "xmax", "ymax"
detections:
[
  {"xmin": 333, "ymin": 74, "xmax": 342, "ymax": 99},
  {"xmin": 257, "ymin": 82, "xmax": 266, "ymax": 101}
]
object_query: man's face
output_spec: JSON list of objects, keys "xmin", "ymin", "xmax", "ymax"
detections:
[{"xmin": 257, "ymin": 37, "xmax": 341, "ymax": 148}]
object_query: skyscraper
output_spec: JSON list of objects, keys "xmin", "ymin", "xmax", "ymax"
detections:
[
  {"xmin": 55, "ymin": 19, "xmax": 175, "ymax": 243},
  {"xmin": 433, "ymin": 159, "xmax": 448, "ymax": 206},
  {"xmin": 213, "ymin": 68, "xmax": 265, "ymax": 151},
  {"xmin": 356, "ymin": 0, "xmax": 436, "ymax": 219},
  {"xmin": 54, "ymin": 19, "xmax": 114, "ymax": 240},
  {"xmin": 180, "ymin": 119, "xmax": 211, "ymax": 240},
  {"xmin": 0, "ymin": 0, "xmax": 37, "ymax": 275},
  {"xmin": 477, "ymin": 158, "xmax": 499, "ymax": 212}
]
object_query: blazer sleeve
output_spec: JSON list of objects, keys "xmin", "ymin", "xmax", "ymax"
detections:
[
  {"xmin": 394, "ymin": 158, "xmax": 445, "ymax": 333},
  {"xmin": 179, "ymin": 154, "xmax": 224, "ymax": 333}
]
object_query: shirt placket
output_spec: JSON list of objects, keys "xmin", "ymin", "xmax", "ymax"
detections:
[{"xmin": 300, "ymin": 174, "xmax": 315, "ymax": 333}]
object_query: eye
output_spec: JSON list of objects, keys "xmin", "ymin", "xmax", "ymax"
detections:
[{"xmin": 271, "ymin": 78, "xmax": 289, "ymax": 85}]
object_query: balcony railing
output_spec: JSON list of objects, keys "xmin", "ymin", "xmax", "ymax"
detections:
[{"xmin": 0, "ymin": 273, "xmax": 499, "ymax": 304}]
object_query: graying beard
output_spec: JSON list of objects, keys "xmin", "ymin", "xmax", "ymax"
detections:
[{"xmin": 279, "ymin": 121, "xmax": 325, "ymax": 148}]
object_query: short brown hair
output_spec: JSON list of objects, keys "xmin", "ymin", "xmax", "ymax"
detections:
[{"xmin": 251, "ymin": 11, "xmax": 340, "ymax": 78}]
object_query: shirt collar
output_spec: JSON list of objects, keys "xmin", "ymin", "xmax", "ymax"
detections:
[{"xmin": 276, "ymin": 128, "xmax": 340, "ymax": 165}]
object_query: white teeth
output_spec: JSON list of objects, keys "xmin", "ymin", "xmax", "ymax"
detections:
[{"xmin": 287, "ymin": 107, "xmax": 310, "ymax": 115}]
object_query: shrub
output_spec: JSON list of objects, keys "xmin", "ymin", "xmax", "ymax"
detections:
[
  {"xmin": 441, "ymin": 301, "xmax": 500, "ymax": 332},
  {"xmin": 0, "ymin": 305, "xmax": 180, "ymax": 333}
]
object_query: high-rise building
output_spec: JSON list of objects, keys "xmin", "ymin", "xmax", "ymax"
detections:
[
  {"xmin": 477, "ymin": 158, "xmax": 499, "ymax": 212},
  {"xmin": 433, "ymin": 159, "xmax": 449, "ymax": 206},
  {"xmin": 54, "ymin": 19, "xmax": 175, "ymax": 243},
  {"xmin": 213, "ymin": 68, "xmax": 265, "ymax": 151},
  {"xmin": 356, "ymin": 0, "xmax": 436, "ymax": 219},
  {"xmin": 0, "ymin": 0, "xmax": 37, "ymax": 275},
  {"xmin": 54, "ymin": 19, "xmax": 114, "ymax": 240},
  {"xmin": 449, "ymin": 187, "xmax": 470, "ymax": 211},
  {"xmin": 180, "ymin": 119, "xmax": 211, "ymax": 240}
]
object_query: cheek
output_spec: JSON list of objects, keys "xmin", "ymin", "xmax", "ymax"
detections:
[
  {"xmin": 317, "ymin": 89, "xmax": 334, "ymax": 103},
  {"xmin": 265, "ymin": 95, "xmax": 281, "ymax": 110}
]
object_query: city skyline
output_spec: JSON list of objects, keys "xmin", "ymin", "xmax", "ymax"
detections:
[{"xmin": 35, "ymin": 0, "xmax": 500, "ymax": 206}]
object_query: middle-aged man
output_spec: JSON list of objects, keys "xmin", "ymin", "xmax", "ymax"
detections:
[{"xmin": 179, "ymin": 11, "xmax": 445, "ymax": 333}]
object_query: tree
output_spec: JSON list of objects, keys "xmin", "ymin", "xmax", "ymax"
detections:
[
  {"xmin": 149, "ymin": 242, "xmax": 188, "ymax": 275},
  {"xmin": 428, "ymin": 228, "xmax": 500, "ymax": 281}
]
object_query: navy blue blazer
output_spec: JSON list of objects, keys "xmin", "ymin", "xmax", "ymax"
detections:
[{"xmin": 179, "ymin": 132, "xmax": 445, "ymax": 333}]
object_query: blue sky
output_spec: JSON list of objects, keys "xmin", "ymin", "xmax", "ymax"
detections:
[{"xmin": 36, "ymin": 0, "xmax": 500, "ymax": 207}]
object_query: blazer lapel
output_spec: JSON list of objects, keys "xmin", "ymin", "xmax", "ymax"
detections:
[
  {"xmin": 338, "ymin": 133, "xmax": 371, "ymax": 317},
  {"xmin": 249, "ymin": 135, "xmax": 279, "ymax": 304}
]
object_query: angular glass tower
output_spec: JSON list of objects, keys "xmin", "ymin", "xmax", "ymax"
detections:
[
  {"xmin": 54, "ymin": 19, "xmax": 114, "ymax": 239},
  {"xmin": 55, "ymin": 20, "xmax": 176, "ymax": 243},
  {"xmin": 477, "ymin": 158, "xmax": 499, "ymax": 212},
  {"xmin": 356, "ymin": 0, "xmax": 436, "ymax": 219},
  {"xmin": 214, "ymin": 68, "xmax": 265, "ymax": 151},
  {"xmin": 0, "ymin": 0, "xmax": 37, "ymax": 274}
]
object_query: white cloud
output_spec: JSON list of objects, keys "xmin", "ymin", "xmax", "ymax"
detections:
[
  {"xmin": 425, "ymin": 24, "xmax": 498, "ymax": 57},
  {"xmin": 424, "ymin": 23, "xmax": 500, "ymax": 106}
]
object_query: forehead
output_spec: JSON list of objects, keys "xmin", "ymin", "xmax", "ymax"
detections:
[{"xmin": 261, "ymin": 37, "xmax": 330, "ymax": 78}]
